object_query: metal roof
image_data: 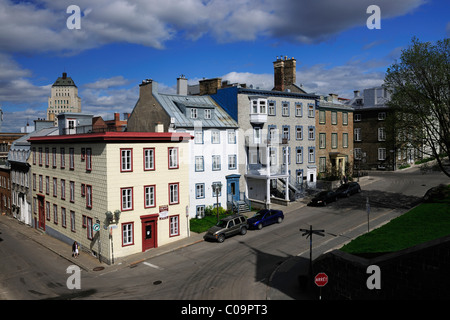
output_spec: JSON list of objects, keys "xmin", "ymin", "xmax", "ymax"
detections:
[{"xmin": 154, "ymin": 90, "xmax": 238, "ymax": 129}]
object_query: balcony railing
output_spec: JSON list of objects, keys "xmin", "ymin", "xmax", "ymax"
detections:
[
  {"xmin": 62, "ymin": 125, "xmax": 126, "ymax": 135},
  {"xmin": 245, "ymin": 135, "xmax": 288, "ymax": 146}
]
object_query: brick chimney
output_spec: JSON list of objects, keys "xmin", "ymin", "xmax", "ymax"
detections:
[
  {"xmin": 273, "ymin": 56, "xmax": 296, "ymax": 92},
  {"xmin": 199, "ymin": 78, "xmax": 222, "ymax": 95}
]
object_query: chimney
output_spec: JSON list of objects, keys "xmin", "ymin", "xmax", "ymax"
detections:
[
  {"xmin": 177, "ymin": 75, "xmax": 188, "ymax": 95},
  {"xmin": 114, "ymin": 113, "xmax": 120, "ymax": 122},
  {"xmin": 354, "ymin": 90, "xmax": 360, "ymax": 97},
  {"xmin": 273, "ymin": 56, "xmax": 296, "ymax": 92},
  {"xmin": 199, "ymin": 78, "xmax": 222, "ymax": 95},
  {"xmin": 62, "ymin": 72, "xmax": 67, "ymax": 79},
  {"xmin": 155, "ymin": 122, "xmax": 164, "ymax": 132},
  {"xmin": 139, "ymin": 79, "xmax": 154, "ymax": 100}
]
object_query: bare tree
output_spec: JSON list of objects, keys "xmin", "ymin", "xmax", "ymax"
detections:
[{"xmin": 384, "ymin": 37, "xmax": 450, "ymax": 178}]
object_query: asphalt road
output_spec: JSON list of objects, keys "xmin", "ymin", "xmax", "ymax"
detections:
[{"xmin": 0, "ymin": 167, "xmax": 448, "ymax": 300}]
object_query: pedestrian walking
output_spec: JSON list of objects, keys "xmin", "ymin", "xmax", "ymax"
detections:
[{"xmin": 72, "ymin": 241, "xmax": 79, "ymax": 258}]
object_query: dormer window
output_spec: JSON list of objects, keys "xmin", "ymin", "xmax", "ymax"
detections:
[
  {"xmin": 190, "ymin": 108, "xmax": 198, "ymax": 119},
  {"xmin": 204, "ymin": 109, "xmax": 211, "ymax": 119}
]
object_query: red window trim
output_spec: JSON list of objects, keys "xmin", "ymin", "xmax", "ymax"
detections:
[
  {"xmin": 169, "ymin": 214, "xmax": 180, "ymax": 237},
  {"xmin": 120, "ymin": 148, "xmax": 133, "ymax": 172},
  {"xmin": 61, "ymin": 179, "xmax": 66, "ymax": 200},
  {"xmin": 87, "ymin": 216, "xmax": 93, "ymax": 240},
  {"xmin": 86, "ymin": 184, "xmax": 92, "ymax": 209},
  {"xmin": 168, "ymin": 147, "xmax": 179, "ymax": 169},
  {"xmin": 121, "ymin": 187, "xmax": 134, "ymax": 211},
  {"xmin": 121, "ymin": 221, "xmax": 135, "ymax": 247},
  {"xmin": 60, "ymin": 147, "xmax": 65, "ymax": 169},
  {"xmin": 144, "ymin": 184, "xmax": 156, "ymax": 208},
  {"xmin": 86, "ymin": 148, "xmax": 92, "ymax": 172},
  {"xmin": 168, "ymin": 182, "xmax": 179, "ymax": 205},
  {"xmin": 143, "ymin": 148, "xmax": 155, "ymax": 171}
]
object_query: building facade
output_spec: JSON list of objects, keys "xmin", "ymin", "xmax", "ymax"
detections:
[
  {"xmin": 316, "ymin": 94, "xmax": 354, "ymax": 180},
  {"xmin": 127, "ymin": 79, "xmax": 240, "ymax": 218},
  {"xmin": 29, "ymin": 113, "xmax": 191, "ymax": 264},
  {"xmin": 47, "ymin": 72, "xmax": 82, "ymax": 125}
]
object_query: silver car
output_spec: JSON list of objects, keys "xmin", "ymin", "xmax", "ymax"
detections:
[{"xmin": 204, "ymin": 214, "xmax": 248, "ymax": 243}]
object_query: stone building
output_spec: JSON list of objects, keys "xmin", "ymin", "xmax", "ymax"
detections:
[{"xmin": 47, "ymin": 72, "xmax": 82, "ymax": 125}]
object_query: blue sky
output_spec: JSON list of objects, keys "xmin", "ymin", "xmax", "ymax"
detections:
[{"xmin": 0, "ymin": 0, "xmax": 448, "ymax": 132}]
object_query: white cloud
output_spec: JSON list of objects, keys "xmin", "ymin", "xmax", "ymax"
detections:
[{"xmin": 0, "ymin": 0, "xmax": 427, "ymax": 54}]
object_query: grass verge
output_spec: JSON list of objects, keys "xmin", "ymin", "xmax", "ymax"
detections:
[{"xmin": 340, "ymin": 188, "xmax": 450, "ymax": 255}]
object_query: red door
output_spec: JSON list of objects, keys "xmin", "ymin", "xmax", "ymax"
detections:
[
  {"xmin": 141, "ymin": 215, "xmax": 158, "ymax": 252},
  {"xmin": 38, "ymin": 195, "xmax": 45, "ymax": 231}
]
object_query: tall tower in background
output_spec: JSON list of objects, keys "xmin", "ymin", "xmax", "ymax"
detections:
[{"xmin": 47, "ymin": 72, "xmax": 81, "ymax": 125}]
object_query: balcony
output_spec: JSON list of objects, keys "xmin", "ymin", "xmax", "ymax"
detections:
[
  {"xmin": 249, "ymin": 113, "xmax": 267, "ymax": 124},
  {"xmin": 245, "ymin": 135, "xmax": 288, "ymax": 147},
  {"xmin": 246, "ymin": 163, "xmax": 288, "ymax": 177}
]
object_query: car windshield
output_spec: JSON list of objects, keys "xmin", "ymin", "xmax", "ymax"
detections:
[
  {"xmin": 336, "ymin": 184, "xmax": 349, "ymax": 191},
  {"xmin": 216, "ymin": 220, "xmax": 228, "ymax": 228},
  {"xmin": 252, "ymin": 210, "xmax": 268, "ymax": 219}
]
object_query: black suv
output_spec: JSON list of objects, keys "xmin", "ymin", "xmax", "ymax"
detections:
[{"xmin": 204, "ymin": 214, "xmax": 248, "ymax": 243}]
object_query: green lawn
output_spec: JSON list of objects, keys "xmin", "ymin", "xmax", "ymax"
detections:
[
  {"xmin": 341, "ymin": 188, "xmax": 450, "ymax": 255},
  {"xmin": 190, "ymin": 213, "xmax": 230, "ymax": 233}
]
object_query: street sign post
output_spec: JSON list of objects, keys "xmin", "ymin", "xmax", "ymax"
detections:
[
  {"xmin": 314, "ymin": 272, "xmax": 328, "ymax": 300},
  {"xmin": 299, "ymin": 225, "xmax": 325, "ymax": 277}
]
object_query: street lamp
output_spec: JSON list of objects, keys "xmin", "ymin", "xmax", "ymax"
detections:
[{"xmin": 212, "ymin": 182, "xmax": 222, "ymax": 223}]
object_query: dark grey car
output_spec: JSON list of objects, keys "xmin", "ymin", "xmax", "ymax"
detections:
[{"xmin": 204, "ymin": 214, "xmax": 248, "ymax": 243}]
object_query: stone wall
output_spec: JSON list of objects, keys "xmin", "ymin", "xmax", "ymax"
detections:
[{"xmin": 312, "ymin": 234, "xmax": 450, "ymax": 299}]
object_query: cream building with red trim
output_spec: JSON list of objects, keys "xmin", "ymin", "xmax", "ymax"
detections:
[{"xmin": 29, "ymin": 113, "xmax": 191, "ymax": 264}]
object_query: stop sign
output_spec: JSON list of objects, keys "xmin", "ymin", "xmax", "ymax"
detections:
[{"xmin": 314, "ymin": 273, "xmax": 328, "ymax": 287}]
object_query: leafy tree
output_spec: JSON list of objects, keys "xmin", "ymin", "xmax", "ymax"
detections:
[{"xmin": 384, "ymin": 37, "xmax": 450, "ymax": 178}]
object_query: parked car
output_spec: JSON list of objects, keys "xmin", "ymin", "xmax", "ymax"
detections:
[
  {"xmin": 335, "ymin": 182, "xmax": 361, "ymax": 198},
  {"xmin": 247, "ymin": 209, "xmax": 284, "ymax": 230},
  {"xmin": 203, "ymin": 214, "xmax": 248, "ymax": 243},
  {"xmin": 308, "ymin": 190, "xmax": 338, "ymax": 206}
]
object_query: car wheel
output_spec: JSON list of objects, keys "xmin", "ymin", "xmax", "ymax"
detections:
[
  {"xmin": 240, "ymin": 227, "xmax": 247, "ymax": 235},
  {"xmin": 217, "ymin": 234, "xmax": 225, "ymax": 243},
  {"xmin": 277, "ymin": 217, "xmax": 283, "ymax": 223},
  {"xmin": 257, "ymin": 223, "xmax": 263, "ymax": 230}
]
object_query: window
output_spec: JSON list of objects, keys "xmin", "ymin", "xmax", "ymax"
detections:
[
  {"xmin": 53, "ymin": 178, "xmax": 57, "ymax": 197},
  {"xmin": 296, "ymin": 170, "xmax": 303, "ymax": 184},
  {"xmin": 308, "ymin": 147, "xmax": 315, "ymax": 163},
  {"xmin": 253, "ymin": 127, "xmax": 261, "ymax": 144},
  {"xmin": 86, "ymin": 185, "xmax": 92, "ymax": 208},
  {"xmin": 61, "ymin": 207, "xmax": 66, "ymax": 228},
  {"xmin": 269, "ymin": 147, "xmax": 277, "ymax": 166},
  {"xmin": 331, "ymin": 133, "xmax": 338, "ymax": 149},
  {"xmin": 70, "ymin": 181, "xmax": 75, "ymax": 203},
  {"xmin": 252, "ymin": 100, "xmax": 258, "ymax": 114},
  {"xmin": 378, "ymin": 112, "xmax": 386, "ymax": 120},
  {"xmin": 170, "ymin": 215, "xmax": 179, "ymax": 237},
  {"xmin": 191, "ymin": 108, "xmax": 197, "ymax": 119},
  {"xmin": 81, "ymin": 184, "xmax": 85, "ymax": 197},
  {"xmin": 86, "ymin": 148, "xmax": 92, "ymax": 171},
  {"xmin": 53, "ymin": 204, "xmax": 58, "ymax": 224},
  {"xmin": 122, "ymin": 223, "xmax": 133, "ymax": 246},
  {"xmin": 204, "ymin": 109, "xmax": 211, "ymax": 119},
  {"xmin": 121, "ymin": 187, "xmax": 133, "ymax": 211},
  {"xmin": 33, "ymin": 174, "xmax": 36, "ymax": 191},
  {"xmin": 70, "ymin": 210, "xmax": 76, "ymax": 232},
  {"xmin": 282, "ymin": 147, "xmax": 290, "ymax": 165},
  {"xmin": 296, "ymin": 147, "xmax": 303, "ymax": 164},
  {"xmin": 343, "ymin": 112, "xmax": 348, "ymax": 125},
  {"xmin": 32, "ymin": 148, "xmax": 36, "ymax": 165},
  {"xmin": 45, "ymin": 148, "xmax": 49, "ymax": 167},
  {"xmin": 212, "ymin": 155, "xmax": 221, "ymax": 171},
  {"xmin": 228, "ymin": 130, "xmax": 236, "ymax": 144},
  {"xmin": 195, "ymin": 183, "xmax": 205, "ymax": 199},
  {"xmin": 121, "ymin": 149, "xmax": 132, "ymax": 172},
  {"xmin": 354, "ymin": 148, "xmax": 362, "ymax": 160},
  {"xmin": 343, "ymin": 133, "xmax": 349, "ymax": 148},
  {"xmin": 354, "ymin": 128, "xmax": 361, "ymax": 141},
  {"xmin": 268, "ymin": 101, "xmax": 276, "ymax": 116},
  {"xmin": 168, "ymin": 147, "xmax": 178, "ymax": 169},
  {"xmin": 144, "ymin": 148, "xmax": 155, "ymax": 171},
  {"xmin": 60, "ymin": 148, "xmax": 65, "ymax": 168},
  {"xmin": 378, "ymin": 148, "xmax": 386, "ymax": 161},
  {"xmin": 87, "ymin": 217, "xmax": 93, "ymax": 240},
  {"xmin": 194, "ymin": 131, "xmax": 203, "ymax": 144},
  {"xmin": 61, "ymin": 179, "xmax": 66, "ymax": 200},
  {"xmin": 319, "ymin": 110, "xmax": 326, "ymax": 124},
  {"xmin": 45, "ymin": 176, "xmax": 49, "ymax": 195},
  {"xmin": 331, "ymin": 111, "xmax": 337, "ymax": 125},
  {"xmin": 378, "ymin": 127, "xmax": 386, "ymax": 141},
  {"xmin": 319, "ymin": 133, "xmax": 326, "ymax": 149},
  {"xmin": 195, "ymin": 156, "xmax": 204, "ymax": 172},
  {"xmin": 196, "ymin": 206, "xmax": 205, "ymax": 218},
  {"xmin": 169, "ymin": 183, "xmax": 179, "ymax": 205},
  {"xmin": 308, "ymin": 127, "xmax": 315, "ymax": 140},
  {"xmin": 259, "ymin": 100, "xmax": 266, "ymax": 114},
  {"xmin": 52, "ymin": 148, "xmax": 57, "ymax": 168},
  {"xmin": 249, "ymin": 148, "xmax": 258, "ymax": 164},
  {"xmin": 38, "ymin": 147, "xmax": 42, "ymax": 166},
  {"xmin": 46, "ymin": 201, "xmax": 50, "ymax": 221},
  {"xmin": 39, "ymin": 175, "xmax": 43, "ymax": 193},
  {"xmin": 211, "ymin": 130, "xmax": 220, "ymax": 144},
  {"xmin": 295, "ymin": 103, "xmax": 302, "ymax": 117},
  {"xmin": 282, "ymin": 126, "xmax": 290, "ymax": 140},
  {"xmin": 282, "ymin": 102, "xmax": 289, "ymax": 116},
  {"xmin": 69, "ymin": 148, "xmax": 74, "ymax": 170},
  {"xmin": 354, "ymin": 114, "xmax": 361, "ymax": 121},
  {"xmin": 316, "ymin": 158, "xmax": 326, "ymax": 175},
  {"xmin": 308, "ymin": 105, "xmax": 315, "ymax": 118},
  {"xmin": 296, "ymin": 126, "xmax": 303, "ymax": 140},
  {"xmin": 144, "ymin": 185, "xmax": 156, "ymax": 208},
  {"xmin": 228, "ymin": 155, "xmax": 237, "ymax": 170}
]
